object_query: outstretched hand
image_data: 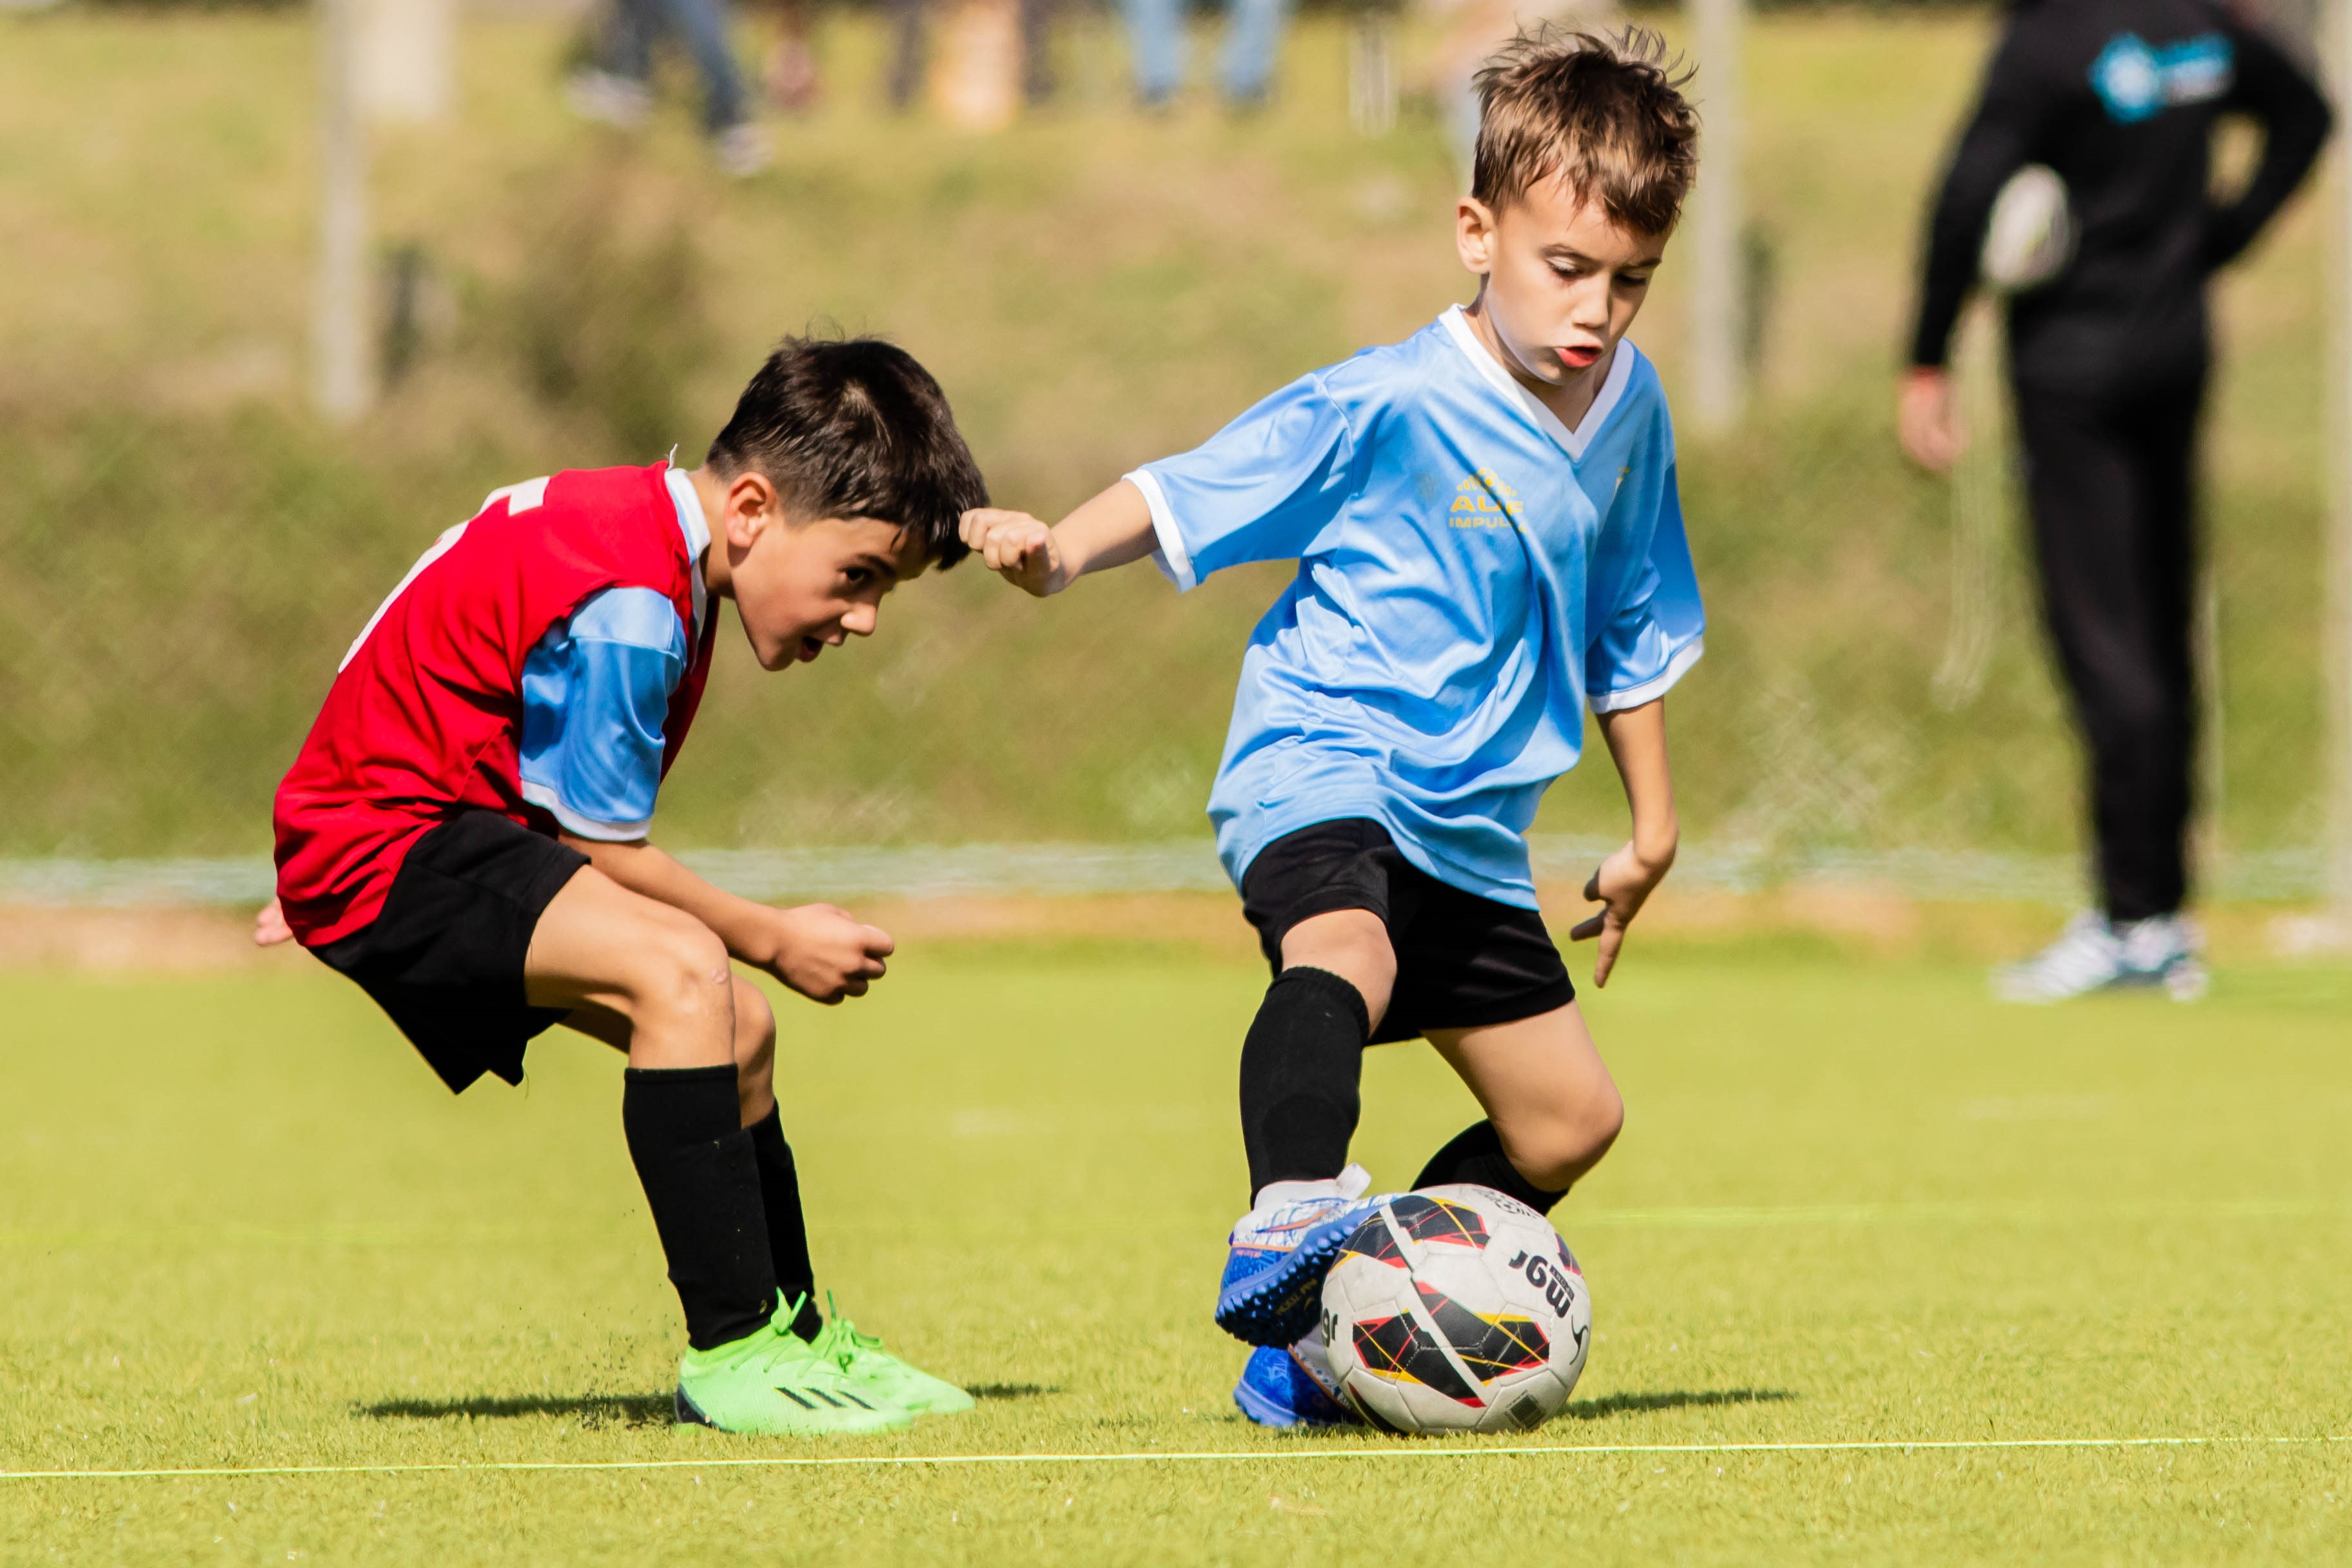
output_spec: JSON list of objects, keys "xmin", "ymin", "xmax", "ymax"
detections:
[
  {"xmin": 253, "ymin": 897, "xmax": 293, "ymax": 946},
  {"xmin": 1567, "ymin": 841, "xmax": 1672, "ymax": 988},
  {"xmin": 765, "ymin": 902, "xmax": 896, "ymax": 1004},
  {"xmin": 959, "ymin": 508, "xmax": 1066, "ymax": 597}
]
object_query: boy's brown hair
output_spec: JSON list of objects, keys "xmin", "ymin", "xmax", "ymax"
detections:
[{"xmin": 1471, "ymin": 28, "xmax": 1700, "ymax": 237}]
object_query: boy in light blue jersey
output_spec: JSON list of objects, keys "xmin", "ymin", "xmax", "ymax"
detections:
[{"xmin": 963, "ymin": 29, "xmax": 1702, "ymax": 1426}]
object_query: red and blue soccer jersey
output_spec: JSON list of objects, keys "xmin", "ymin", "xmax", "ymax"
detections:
[{"xmin": 274, "ymin": 464, "xmax": 719, "ymax": 947}]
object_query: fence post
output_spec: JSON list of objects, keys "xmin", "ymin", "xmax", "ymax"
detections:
[
  {"xmin": 311, "ymin": 0, "xmax": 371, "ymax": 423},
  {"xmin": 1350, "ymin": 12, "xmax": 1398, "ymax": 138},
  {"xmin": 1687, "ymin": 0, "xmax": 1747, "ymax": 434}
]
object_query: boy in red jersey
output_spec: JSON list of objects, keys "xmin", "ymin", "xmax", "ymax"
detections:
[{"xmin": 260, "ymin": 337, "xmax": 986, "ymax": 1435}]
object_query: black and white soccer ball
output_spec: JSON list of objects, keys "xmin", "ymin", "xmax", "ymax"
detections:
[
  {"xmin": 1319, "ymin": 1184, "xmax": 1591, "ymax": 1435},
  {"xmin": 1980, "ymin": 164, "xmax": 2075, "ymax": 295}
]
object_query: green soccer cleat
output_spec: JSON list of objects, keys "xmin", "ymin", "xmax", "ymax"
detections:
[
  {"xmin": 674, "ymin": 1318, "xmax": 912, "ymax": 1436},
  {"xmin": 803, "ymin": 1295, "xmax": 977, "ymax": 1416}
]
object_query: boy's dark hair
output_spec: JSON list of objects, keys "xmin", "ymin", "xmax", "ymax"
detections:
[
  {"xmin": 706, "ymin": 334, "xmax": 988, "ymax": 567},
  {"xmin": 1472, "ymin": 28, "xmax": 1700, "ymax": 237}
]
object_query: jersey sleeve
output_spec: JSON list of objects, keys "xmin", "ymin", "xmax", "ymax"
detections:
[
  {"xmin": 1908, "ymin": 13, "xmax": 2064, "ymax": 368},
  {"xmin": 1126, "ymin": 375, "xmax": 1358, "ymax": 592},
  {"xmin": 517, "ymin": 587, "xmax": 689, "ymax": 841},
  {"xmin": 1586, "ymin": 455, "xmax": 1705, "ymax": 713},
  {"xmin": 2203, "ymin": 9, "xmax": 2331, "ymax": 269}
]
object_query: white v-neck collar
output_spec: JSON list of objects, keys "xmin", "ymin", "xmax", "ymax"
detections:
[
  {"xmin": 662, "ymin": 464, "xmax": 711, "ymax": 640},
  {"xmin": 1440, "ymin": 304, "xmax": 1636, "ymax": 462}
]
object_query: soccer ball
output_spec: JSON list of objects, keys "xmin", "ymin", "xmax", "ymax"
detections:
[
  {"xmin": 1980, "ymin": 164, "xmax": 2075, "ymax": 295},
  {"xmin": 1319, "ymin": 1184, "xmax": 1591, "ymax": 1434}
]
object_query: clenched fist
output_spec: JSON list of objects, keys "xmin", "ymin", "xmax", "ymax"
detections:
[
  {"xmin": 763, "ymin": 902, "xmax": 896, "ymax": 1004},
  {"xmin": 959, "ymin": 508, "xmax": 1067, "ymax": 596}
]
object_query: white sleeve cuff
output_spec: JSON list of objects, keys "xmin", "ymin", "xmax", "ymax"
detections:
[
  {"xmin": 1125, "ymin": 469, "xmax": 1196, "ymax": 593},
  {"xmin": 1589, "ymin": 636, "xmax": 1703, "ymax": 713},
  {"xmin": 520, "ymin": 779, "xmax": 652, "ymax": 842}
]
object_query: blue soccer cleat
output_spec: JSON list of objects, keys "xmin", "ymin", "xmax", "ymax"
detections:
[
  {"xmin": 1214, "ymin": 1164, "xmax": 1386, "ymax": 1347},
  {"xmin": 1232, "ymin": 1331, "xmax": 1360, "ymax": 1428}
]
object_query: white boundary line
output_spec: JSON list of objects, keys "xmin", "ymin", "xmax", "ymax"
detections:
[{"xmin": 4, "ymin": 1434, "xmax": 2344, "ymax": 1482}]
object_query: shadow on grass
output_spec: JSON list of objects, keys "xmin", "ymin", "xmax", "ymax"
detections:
[
  {"xmin": 359, "ymin": 1384, "xmax": 1059, "ymax": 1424},
  {"xmin": 357, "ymin": 1393, "xmax": 673, "ymax": 1429},
  {"xmin": 1563, "ymin": 1387, "xmax": 1798, "ymax": 1421}
]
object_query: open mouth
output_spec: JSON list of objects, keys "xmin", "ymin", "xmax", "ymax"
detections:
[
  {"xmin": 797, "ymin": 636, "xmax": 824, "ymax": 663},
  {"xmin": 1557, "ymin": 344, "xmax": 1602, "ymax": 371}
]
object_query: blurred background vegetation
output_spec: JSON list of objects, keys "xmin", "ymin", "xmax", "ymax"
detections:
[{"xmin": 0, "ymin": 5, "xmax": 2328, "ymax": 877}]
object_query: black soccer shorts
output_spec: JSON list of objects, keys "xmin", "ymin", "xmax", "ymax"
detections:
[
  {"xmin": 309, "ymin": 808, "xmax": 589, "ymax": 1093},
  {"xmin": 1238, "ymin": 818, "xmax": 1575, "ymax": 1044}
]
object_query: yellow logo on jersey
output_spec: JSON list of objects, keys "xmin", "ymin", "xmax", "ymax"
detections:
[{"xmin": 1448, "ymin": 469, "xmax": 1525, "ymax": 529}]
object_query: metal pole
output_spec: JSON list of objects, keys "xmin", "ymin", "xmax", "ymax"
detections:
[
  {"xmin": 312, "ymin": 0, "xmax": 371, "ymax": 422},
  {"xmin": 1687, "ymin": 0, "xmax": 1747, "ymax": 433},
  {"xmin": 2327, "ymin": 0, "xmax": 2352, "ymax": 921}
]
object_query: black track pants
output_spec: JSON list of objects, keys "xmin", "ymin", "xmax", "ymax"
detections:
[{"xmin": 2012, "ymin": 364, "xmax": 2206, "ymax": 923}]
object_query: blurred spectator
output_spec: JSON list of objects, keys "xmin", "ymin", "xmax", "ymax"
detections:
[
  {"xmin": 567, "ymin": 0, "xmax": 772, "ymax": 175},
  {"xmin": 763, "ymin": 0, "xmax": 824, "ymax": 113},
  {"xmin": 887, "ymin": 0, "xmax": 1058, "ymax": 112},
  {"xmin": 1122, "ymin": 0, "xmax": 1288, "ymax": 108},
  {"xmin": 1901, "ymin": 0, "xmax": 2329, "ymax": 1000},
  {"xmin": 888, "ymin": 0, "xmax": 929, "ymax": 108},
  {"xmin": 1021, "ymin": 0, "xmax": 1061, "ymax": 104}
]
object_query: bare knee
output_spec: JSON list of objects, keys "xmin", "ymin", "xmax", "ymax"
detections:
[
  {"xmin": 732, "ymin": 976, "xmax": 776, "ymax": 1125},
  {"xmin": 616, "ymin": 912, "xmax": 733, "ymax": 1052},
  {"xmin": 1504, "ymin": 1086, "xmax": 1625, "ymax": 1193},
  {"xmin": 1280, "ymin": 910, "xmax": 1398, "ymax": 1029}
]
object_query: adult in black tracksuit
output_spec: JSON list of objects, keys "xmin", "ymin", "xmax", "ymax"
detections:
[{"xmin": 1901, "ymin": 0, "xmax": 2328, "ymax": 986}]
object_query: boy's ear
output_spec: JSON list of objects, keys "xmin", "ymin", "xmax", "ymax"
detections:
[
  {"xmin": 722, "ymin": 471, "xmax": 783, "ymax": 546},
  {"xmin": 1455, "ymin": 196, "xmax": 1500, "ymax": 277}
]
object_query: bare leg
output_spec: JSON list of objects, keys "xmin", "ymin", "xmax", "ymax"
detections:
[
  {"xmin": 524, "ymin": 865, "xmax": 735, "ymax": 1072},
  {"xmin": 562, "ymin": 970, "xmax": 778, "ymax": 1128},
  {"xmin": 1279, "ymin": 908, "xmax": 1396, "ymax": 1026},
  {"xmin": 1425, "ymin": 1004, "xmax": 1623, "ymax": 1195},
  {"xmin": 527, "ymin": 867, "xmax": 777, "ymax": 1348}
]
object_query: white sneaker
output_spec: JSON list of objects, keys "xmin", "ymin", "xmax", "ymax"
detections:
[
  {"xmin": 714, "ymin": 122, "xmax": 772, "ymax": 178},
  {"xmin": 1215, "ymin": 1163, "xmax": 1385, "ymax": 1346},
  {"xmin": 1993, "ymin": 910, "xmax": 2206, "ymax": 1003},
  {"xmin": 564, "ymin": 69, "xmax": 652, "ymax": 129},
  {"xmin": 2119, "ymin": 912, "xmax": 2208, "ymax": 1001}
]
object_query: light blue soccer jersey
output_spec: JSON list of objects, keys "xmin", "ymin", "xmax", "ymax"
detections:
[
  {"xmin": 516, "ymin": 468, "xmax": 710, "ymax": 840},
  {"xmin": 1130, "ymin": 306, "xmax": 1703, "ymax": 909}
]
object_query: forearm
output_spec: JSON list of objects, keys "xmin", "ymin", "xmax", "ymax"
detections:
[
  {"xmin": 1911, "ymin": 44, "xmax": 2044, "ymax": 367},
  {"xmin": 561, "ymin": 835, "xmax": 782, "ymax": 965},
  {"xmin": 1910, "ymin": 215, "xmax": 1981, "ymax": 369},
  {"xmin": 1046, "ymin": 479, "xmax": 1162, "ymax": 588},
  {"xmin": 2210, "ymin": 33, "xmax": 2333, "ymax": 267},
  {"xmin": 1594, "ymin": 699, "xmax": 1678, "ymax": 868},
  {"xmin": 1911, "ymin": 140, "xmax": 2019, "ymax": 367},
  {"xmin": 2209, "ymin": 111, "xmax": 2331, "ymax": 266}
]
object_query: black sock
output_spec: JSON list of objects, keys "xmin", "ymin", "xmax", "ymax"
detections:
[
  {"xmin": 622, "ymin": 1065, "xmax": 778, "ymax": 1351},
  {"xmin": 747, "ymin": 1105, "xmax": 823, "ymax": 1341},
  {"xmin": 1413, "ymin": 1120, "xmax": 1569, "ymax": 1215},
  {"xmin": 1239, "ymin": 966, "xmax": 1371, "ymax": 1198}
]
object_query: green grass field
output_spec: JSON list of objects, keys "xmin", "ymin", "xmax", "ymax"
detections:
[{"xmin": 6, "ymin": 934, "xmax": 2351, "ymax": 1563}]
